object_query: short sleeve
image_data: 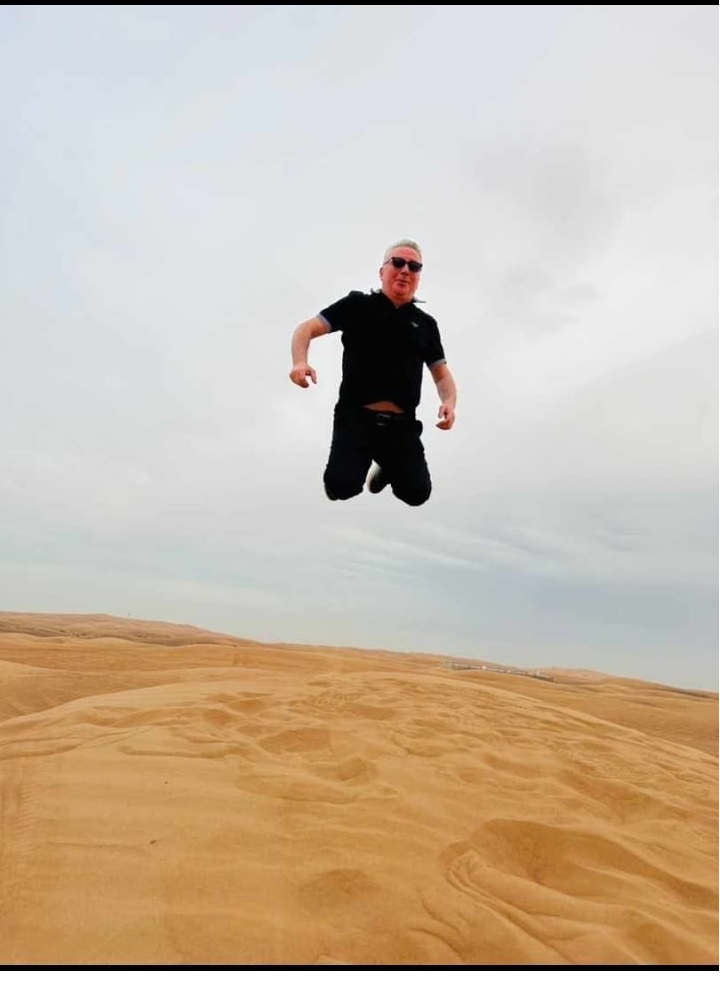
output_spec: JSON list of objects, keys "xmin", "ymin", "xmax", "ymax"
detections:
[
  {"xmin": 318, "ymin": 291, "xmax": 364, "ymax": 332},
  {"xmin": 424, "ymin": 317, "xmax": 446, "ymax": 368}
]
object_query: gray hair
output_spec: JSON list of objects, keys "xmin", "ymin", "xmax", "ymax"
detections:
[{"xmin": 383, "ymin": 239, "xmax": 422, "ymax": 262}]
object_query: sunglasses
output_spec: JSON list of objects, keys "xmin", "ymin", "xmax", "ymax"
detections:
[{"xmin": 386, "ymin": 256, "xmax": 423, "ymax": 273}]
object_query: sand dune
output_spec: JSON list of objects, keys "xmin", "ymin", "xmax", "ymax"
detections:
[{"xmin": 0, "ymin": 613, "xmax": 716, "ymax": 966}]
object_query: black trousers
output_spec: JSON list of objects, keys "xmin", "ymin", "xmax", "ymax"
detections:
[{"xmin": 323, "ymin": 406, "xmax": 431, "ymax": 506}]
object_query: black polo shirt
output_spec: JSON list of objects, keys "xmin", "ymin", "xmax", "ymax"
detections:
[{"xmin": 318, "ymin": 290, "xmax": 446, "ymax": 414}]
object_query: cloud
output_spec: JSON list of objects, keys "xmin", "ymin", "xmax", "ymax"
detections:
[{"xmin": 0, "ymin": 5, "xmax": 716, "ymax": 689}]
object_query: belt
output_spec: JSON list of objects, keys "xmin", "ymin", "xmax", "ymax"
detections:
[
  {"xmin": 335, "ymin": 403, "xmax": 415, "ymax": 426},
  {"xmin": 363, "ymin": 409, "xmax": 413, "ymax": 426}
]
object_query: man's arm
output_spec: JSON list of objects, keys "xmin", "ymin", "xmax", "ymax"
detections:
[
  {"xmin": 289, "ymin": 316, "xmax": 329, "ymax": 387},
  {"xmin": 431, "ymin": 362, "xmax": 457, "ymax": 430}
]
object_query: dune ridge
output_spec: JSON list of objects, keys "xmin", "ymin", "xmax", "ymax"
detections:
[{"xmin": 0, "ymin": 612, "xmax": 716, "ymax": 966}]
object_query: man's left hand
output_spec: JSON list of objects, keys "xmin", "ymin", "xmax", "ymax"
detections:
[{"xmin": 436, "ymin": 404, "xmax": 455, "ymax": 430}]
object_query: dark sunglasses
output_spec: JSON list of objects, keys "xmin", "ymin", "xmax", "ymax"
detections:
[{"xmin": 387, "ymin": 256, "xmax": 423, "ymax": 273}]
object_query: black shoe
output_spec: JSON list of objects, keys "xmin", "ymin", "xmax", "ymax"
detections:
[{"xmin": 366, "ymin": 463, "xmax": 388, "ymax": 494}]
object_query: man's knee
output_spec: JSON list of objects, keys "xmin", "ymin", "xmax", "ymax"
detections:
[
  {"xmin": 324, "ymin": 470, "xmax": 364, "ymax": 501},
  {"xmin": 393, "ymin": 482, "xmax": 431, "ymax": 506}
]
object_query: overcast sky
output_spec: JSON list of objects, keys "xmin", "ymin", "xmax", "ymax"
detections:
[{"xmin": 1, "ymin": 5, "xmax": 717, "ymax": 690}]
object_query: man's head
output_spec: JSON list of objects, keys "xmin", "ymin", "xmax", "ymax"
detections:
[{"xmin": 380, "ymin": 239, "xmax": 423, "ymax": 306}]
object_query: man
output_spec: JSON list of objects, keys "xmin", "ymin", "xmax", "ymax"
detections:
[{"xmin": 289, "ymin": 239, "xmax": 457, "ymax": 506}]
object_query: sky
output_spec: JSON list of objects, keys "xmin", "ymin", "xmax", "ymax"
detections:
[{"xmin": 0, "ymin": 4, "xmax": 717, "ymax": 690}]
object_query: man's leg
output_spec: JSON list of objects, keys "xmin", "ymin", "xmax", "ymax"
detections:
[
  {"xmin": 323, "ymin": 410, "xmax": 373, "ymax": 501},
  {"xmin": 379, "ymin": 419, "xmax": 432, "ymax": 506}
]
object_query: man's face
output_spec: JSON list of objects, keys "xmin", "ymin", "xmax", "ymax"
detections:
[{"xmin": 380, "ymin": 247, "xmax": 423, "ymax": 306}]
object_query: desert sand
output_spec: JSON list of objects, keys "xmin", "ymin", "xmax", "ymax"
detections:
[{"xmin": 0, "ymin": 612, "xmax": 716, "ymax": 967}]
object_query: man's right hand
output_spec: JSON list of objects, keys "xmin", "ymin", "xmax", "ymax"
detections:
[{"xmin": 289, "ymin": 363, "xmax": 317, "ymax": 388}]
